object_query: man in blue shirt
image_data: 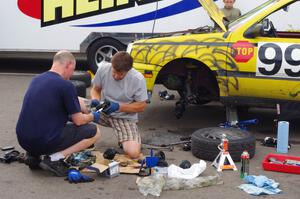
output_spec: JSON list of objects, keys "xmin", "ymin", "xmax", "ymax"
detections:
[{"xmin": 16, "ymin": 50, "xmax": 101, "ymax": 176}]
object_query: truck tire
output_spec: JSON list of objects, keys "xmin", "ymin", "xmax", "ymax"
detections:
[
  {"xmin": 87, "ymin": 38, "xmax": 126, "ymax": 74},
  {"xmin": 70, "ymin": 71, "xmax": 91, "ymax": 87},
  {"xmin": 191, "ymin": 127, "xmax": 256, "ymax": 162},
  {"xmin": 70, "ymin": 80, "xmax": 86, "ymax": 98}
]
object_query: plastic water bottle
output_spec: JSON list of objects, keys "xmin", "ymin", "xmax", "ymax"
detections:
[
  {"xmin": 277, "ymin": 121, "xmax": 289, "ymax": 153},
  {"xmin": 240, "ymin": 151, "xmax": 249, "ymax": 179}
]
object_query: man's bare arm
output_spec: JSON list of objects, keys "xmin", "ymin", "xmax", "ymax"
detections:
[
  {"xmin": 71, "ymin": 112, "xmax": 94, "ymax": 126},
  {"xmin": 90, "ymin": 85, "xmax": 102, "ymax": 100},
  {"xmin": 119, "ymin": 101, "xmax": 147, "ymax": 113}
]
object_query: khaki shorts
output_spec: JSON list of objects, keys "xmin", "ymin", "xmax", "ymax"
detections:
[{"xmin": 85, "ymin": 99, "xmax": 141, "ymax": 143}]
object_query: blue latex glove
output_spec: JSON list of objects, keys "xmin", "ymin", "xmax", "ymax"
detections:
[
  {"xmin": 102, "ymin": 99, "xmax": 119, "ymax": 115},
  {"xmin": 92, "ymin": 111, "xmax": 100, "ymax": 123},
  {"xmin": 67, "ymin": 169, "xmax": 94, "ymax": 183},
  {"xmin": 90, "ymin": 99, "xmax": 100, "ymax": 108}
]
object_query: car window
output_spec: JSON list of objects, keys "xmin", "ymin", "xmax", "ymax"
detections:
[
  {"xmin": 228, "ymin": 0, "xmax": 276, "ymax": 31},
  {"xmin": 256, "ymin": 1, "xmax": 300, "ymax": 39},
  {"xmin": 266, "ymin": 1, "xmax": 300, "ymax": 32}
]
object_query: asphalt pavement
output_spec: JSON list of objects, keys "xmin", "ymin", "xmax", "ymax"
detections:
[{"xmin": 0, "ymin": 60, "xmax": 299, "ymax": 199}]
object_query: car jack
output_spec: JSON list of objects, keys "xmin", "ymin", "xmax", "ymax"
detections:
[{"xmin": 212, "ymin": 134, "xmax": 237, "ymax": 172}]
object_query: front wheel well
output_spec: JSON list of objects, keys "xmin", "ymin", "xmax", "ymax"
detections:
[{"xmin": 156, "ymin": 58, "xmax": 220, "ymax": 101}]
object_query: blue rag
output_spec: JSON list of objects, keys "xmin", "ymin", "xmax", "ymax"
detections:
[{"xmin": 238, "ymin": 175, "xmax": 282, "ymax": 196}]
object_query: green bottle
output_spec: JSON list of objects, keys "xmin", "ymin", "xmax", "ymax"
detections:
[{"xmin": 240, "ymin": 151, "xmax": 249, "ymax": 179}]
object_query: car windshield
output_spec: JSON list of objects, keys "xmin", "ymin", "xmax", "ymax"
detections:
[{"xmin": 228, "ymin": 0, "xmax": 277, "ymax": 31}]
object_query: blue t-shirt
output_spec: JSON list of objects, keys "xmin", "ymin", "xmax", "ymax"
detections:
[{"xmin": 16, "ymin": 71, "xmax": 80, "ymax": 154}]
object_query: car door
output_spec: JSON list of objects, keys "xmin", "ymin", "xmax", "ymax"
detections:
[{"xmin": 227, "ymin": 0, "xmax": 300, "ymax": 103}]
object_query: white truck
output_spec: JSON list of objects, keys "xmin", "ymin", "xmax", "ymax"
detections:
[{"xmin": 0, "ymin": 0, "xmax": 270, "ymax": 73}]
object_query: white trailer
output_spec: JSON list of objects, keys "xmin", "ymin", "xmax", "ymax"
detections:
[{"xmin": 0, "ymin": 0, "xmax": 269, "ymax": 72}]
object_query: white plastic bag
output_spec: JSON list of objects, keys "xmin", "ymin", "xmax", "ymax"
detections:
[{"xmin": 167, "ymin": 160, "xmax": 206, "ymax": 179}]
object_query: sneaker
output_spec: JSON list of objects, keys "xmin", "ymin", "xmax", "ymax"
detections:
[
  {"xmin": 24, "ymin": 153, "xmax": 41, "ymax": 170},
  {"xmin": 39, "ymin": 156, "xmax": 69, "ymax": 177}
]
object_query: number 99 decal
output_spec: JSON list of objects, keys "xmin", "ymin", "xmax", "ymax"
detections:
[{"xmin": 256, "ymin": 42, "xmax": 300, "ymax": 78}]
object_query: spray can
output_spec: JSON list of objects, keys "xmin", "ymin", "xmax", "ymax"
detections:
[{"xmin": 240, "ymin": 151, "xmax": 249, "ymax": 179}]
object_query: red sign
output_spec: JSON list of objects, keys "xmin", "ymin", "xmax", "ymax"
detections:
[
  {"xmin": 232, "ymin": 41, "xmax": 254, "ymax": 63},
  {"xmin": 18, "ymin": 0, "xmax": 41, "ymax": 19}
]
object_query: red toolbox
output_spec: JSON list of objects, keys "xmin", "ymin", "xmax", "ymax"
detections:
[{"xmin": 262, "ymin": 153, "xmax": 300, "ymax": 174}]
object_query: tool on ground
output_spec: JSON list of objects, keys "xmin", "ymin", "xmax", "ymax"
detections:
[
  {"xmin": 261, "ymin": 137, "xmax": 291, "ymax": 149},
  {"xmin": 142, "ymin": 136, "xmax": 191, "ymax": 151},
  {"xmin": 66, "ymin": 169, "xmax": 94, "ymax": 183},
  {"xmin": 0, "ymin": 150, "xmax": 25, "ymax": 164},
  {"xmin": 142, "ymin": 143, "xmax": 174, "ymax": 151},
  {"xmin": 240, "ymin": 151, "xmax": 250, "ymax": 178},
  {"xmin": 154, "ymin": 151, "xmax": 168, "ymax": 167},
  {"xmin": 103, "ymin": 148, "xmax": 118, "ymax": 160},
  {"xmin": 138, "ymin": 149, "xmax": 159, "ymax": 176},
  {"xmin": 160, "ymin": 140, "xmax": 191, "ymax": 148},
  {"xmin": 179, "ymin": 160, "xmax": 191, "ymax": 169},
  {"xmin": 158, "ymin": 90, "xmax": 175, "ymax": 100},
  {"xmin": 212, "ymin": 134, "xmax": 237, "ymax": 172},
  {"xmin": 220, "ymin": 119, "xmax": 258, "ymax": 131},
  {"xmin": 65, "ymin": 151, "xmax": 96, "ymax": 170},
  {"xmin": 182, "ymin": 142, "xmax": 191, "ymax": 151}
]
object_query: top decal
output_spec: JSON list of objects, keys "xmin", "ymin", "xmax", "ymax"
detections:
[{"xmin": 231, "ymin": 41, "xmax": 254, "ymax": 63}]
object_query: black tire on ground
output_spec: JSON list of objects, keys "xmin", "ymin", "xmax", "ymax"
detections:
[
  {"xmin": 70, "ymin": 71, "xmax": 92, "ymax": 87},
  {"xmin": 70, "ymin": 80, "xmax": 86, "ymax": 98},
  {"xmin": 191, "ymin": 127, "xmax": 256, "ymax": 162},
  {"xmin": 87, "ymin": 38, "xmax": 126, "ymax": 74}
]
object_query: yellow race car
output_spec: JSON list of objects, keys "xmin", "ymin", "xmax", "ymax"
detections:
[{"xmin": 128, "ymin": 0, "xmax": 300, "ymax": 120}]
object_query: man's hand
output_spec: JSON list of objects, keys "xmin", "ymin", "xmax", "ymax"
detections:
[
  {"xmin": 67, "ymin": 169, "xmax": 94, "ymax": 183},
  {"xmin": 102, "ymin": 99, "xmax": 119, "ymax": 115},
  {"xmin": 92, "ymin": 111, "xmax": 100, "ymax": 123},
  {"xmin": 90, "ymin": 99, "xmax": 100, "ymax": 108}
]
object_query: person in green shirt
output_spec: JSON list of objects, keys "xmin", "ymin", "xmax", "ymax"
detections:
[{"xmin": 221, "ymin": 0, "xmax": 241, "ymax": 22}]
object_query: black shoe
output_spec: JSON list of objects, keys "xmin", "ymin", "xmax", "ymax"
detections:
[
  {"xmin": 24, "ymin": 153, "xmax": 41, "ymax": 170},
  {"xmin": 39, "ymin": 156, "xmax": 69, "ymax": 177}
]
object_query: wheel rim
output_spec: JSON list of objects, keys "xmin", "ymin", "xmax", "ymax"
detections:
[
  {"xmin": 94, "ymin": 45, "xmax": 118, "ymax": 67},
  {"xmin": 201, "ymin": 128, "xmax": 246, "ymax": 141}
]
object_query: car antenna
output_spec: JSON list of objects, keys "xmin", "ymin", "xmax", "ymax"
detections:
[{"xmin": 151, "ymin": 0, "xmax": 159, "ymax": 37}]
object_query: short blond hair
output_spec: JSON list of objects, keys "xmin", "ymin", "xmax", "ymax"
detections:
[{"xmin": 53, "ymin": 50, "xmax": 75, "ymax": 65}]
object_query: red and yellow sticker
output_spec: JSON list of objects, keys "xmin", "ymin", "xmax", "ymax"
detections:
[{"xmin": 232, "ymin": 41, "xmax": 254, "ymax": 63}]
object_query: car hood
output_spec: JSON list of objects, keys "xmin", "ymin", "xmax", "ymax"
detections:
[{"xmin": 197, "ymin": 0, "xmax": 227, "ymax": 31}]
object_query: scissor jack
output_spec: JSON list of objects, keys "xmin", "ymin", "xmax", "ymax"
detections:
[{"xmin": 212, "ymin": 134, "xmax": 237, "ymax": 172}]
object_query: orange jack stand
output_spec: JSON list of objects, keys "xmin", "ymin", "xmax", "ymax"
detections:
[{"xmin": 212, "ymin": 134, "xmax": 237, "ymax": 172}]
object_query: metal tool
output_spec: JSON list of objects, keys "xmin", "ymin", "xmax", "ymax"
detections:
[
  {"xmin": 138, "ymin": 149, "xmax": 159, "ymax": 176},
  {"xmin": 142, "ymin": 144, "xmax": 174, "ymax": 151},
  {"xmin": 142, "ymin": 139, "xmax": 191, "ymax": 151},
  {"xmin": 220, "ymin": 119, "xmax": 258, "ymax": 131}
]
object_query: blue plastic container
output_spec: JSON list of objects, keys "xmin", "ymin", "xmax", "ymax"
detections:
[{"xmin": 276, "ymin": 121, "xmax": 289, "ymax": 153}]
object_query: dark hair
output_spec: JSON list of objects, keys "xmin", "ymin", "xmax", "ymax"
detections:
[{"xmin": 111, "ymin": 51, "xmax": 133, "ymax": 72}]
